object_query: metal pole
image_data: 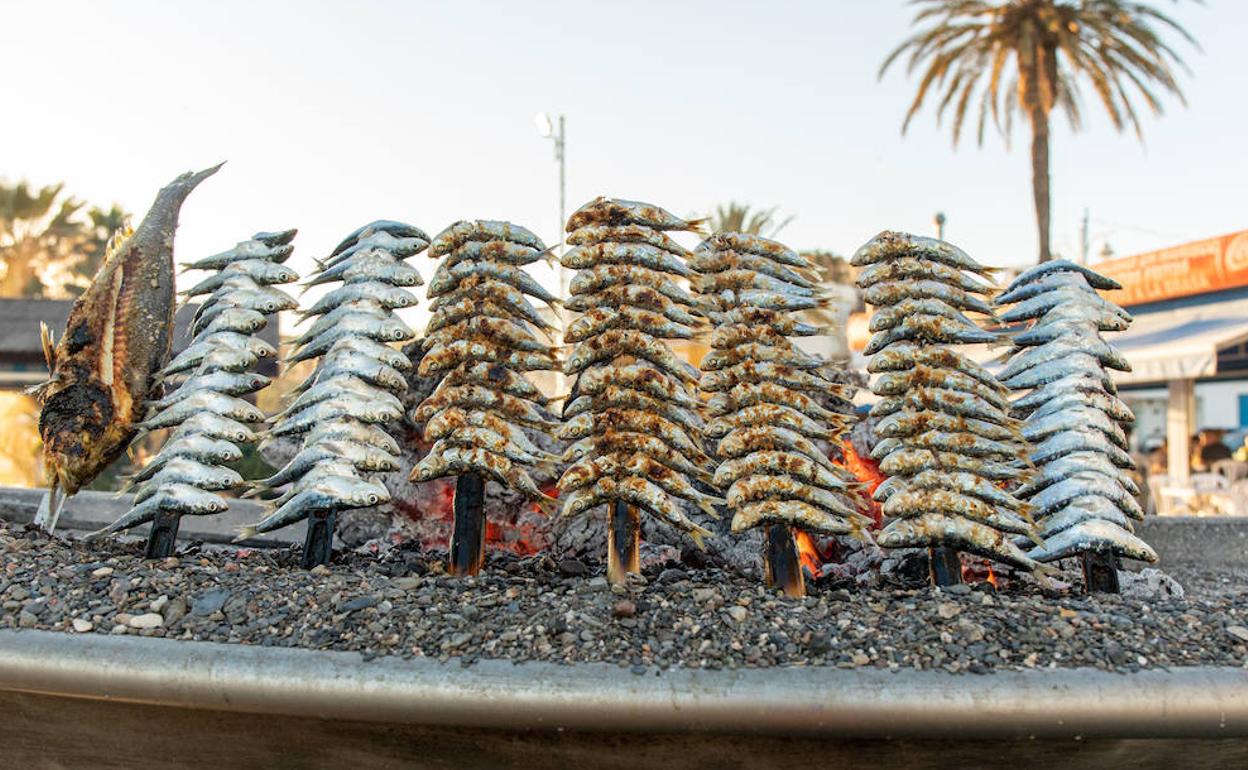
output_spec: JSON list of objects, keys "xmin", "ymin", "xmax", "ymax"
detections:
[{"xmin": 934, "ymin": 212, "xmax": 946, "ymax": 241}]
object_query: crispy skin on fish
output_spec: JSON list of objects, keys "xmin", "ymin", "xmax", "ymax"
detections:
[{"xmin": 31, "ymin": 165, "xmax": 221, "ymax": 530}]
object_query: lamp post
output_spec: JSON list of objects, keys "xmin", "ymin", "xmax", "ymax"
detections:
[
  {"xmin": 536, "ymin": 113, "xmax": 567, "ymax": 292},
  {"xmin": 934, "ymin": 211, "xmax": 946, "ymax": 240}
]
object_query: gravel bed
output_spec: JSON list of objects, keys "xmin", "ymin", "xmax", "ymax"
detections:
[{"xmin": 3, "ymin": 520, "xmax": 1246, "ymax": 674}]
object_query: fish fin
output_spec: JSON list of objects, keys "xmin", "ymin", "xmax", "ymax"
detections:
[
  {"xmin": 234, "ymin": 526, "xmax": 258, "ymax": 543},
  {"xmin": 39, "ymin": 322, "xmax": 57, "ymax": 371},
  {"xmin": 533, "ymin": 493, "xmax": 559, "ymax": 517},
  {"xmin": 686, "ymin": 524, "xmax": 712, "ymax": 550},
  {"xmin": 697, "ymin": 498, "xmax": 722, "ymax": 519},
  {"xmin": 684, "ymin": 218, "xmax": 709, "ymax": 236}
]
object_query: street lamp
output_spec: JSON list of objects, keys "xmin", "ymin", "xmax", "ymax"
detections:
[
  {"xmin": 535, "ymin": 112, "xmax": 567, "ymax": 294},
  {"xmin": 934, "ymin": 211, "xmax": 946, "ymax": 240}
]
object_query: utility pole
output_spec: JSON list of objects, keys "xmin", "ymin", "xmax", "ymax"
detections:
[{"xmin": 934, "ymin": 211, "xmax": 946, "ymax": 240}]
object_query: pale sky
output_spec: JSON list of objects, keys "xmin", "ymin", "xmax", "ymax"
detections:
[{"xmin": 2, "ymin": 0, "xmax": 1240, "ymax": 311}]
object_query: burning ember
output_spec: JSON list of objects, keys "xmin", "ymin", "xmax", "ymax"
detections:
[{"xmin": 395, "ymin": 473, "xmax": 550, "ymax": 557}]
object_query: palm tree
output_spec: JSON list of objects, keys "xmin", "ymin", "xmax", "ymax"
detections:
[
  {"xmin": 881, "ymin": 0, "xmax": 1197, "ymax": 262},
  {"xmin": 707, "ymin": 202, "xmax": 794, "ymax": 237},
  {"xmin": 0, "ymin": 181, "xmax": 129, "ymax": 297}
]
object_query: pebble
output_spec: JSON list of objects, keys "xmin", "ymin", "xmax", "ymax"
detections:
[
  {"xmin": 91, "ymin": 567, "xmax": 114, "ymax": 578},
  {"xmin": 128, "ymin": 613, "xmax": 164, "ymax": 630},
  {"xmin": 1, "ymin": 520, "xmax": 1243, "ymax": 675}
]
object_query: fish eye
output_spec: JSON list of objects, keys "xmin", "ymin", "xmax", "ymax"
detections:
[{"xmin": 368, "ymin": 494, "xmax": 379, "ymax": 505}]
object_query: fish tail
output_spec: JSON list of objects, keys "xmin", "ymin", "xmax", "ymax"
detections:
[
  {"xmin": 39, "ymin": 322, "xmax": 56, "ymax": 371},
  {"xmin": 684, "ymin": 218, "xmax": 709, "ymax": 236},
  {"xmin": 234, "ymin": 526, "xmax": 258, "ymax": 543}
]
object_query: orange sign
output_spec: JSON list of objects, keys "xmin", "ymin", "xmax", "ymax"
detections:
[{"xmin": 1094, "ymin": 229, "xmax": 1248, "ymax": 306}]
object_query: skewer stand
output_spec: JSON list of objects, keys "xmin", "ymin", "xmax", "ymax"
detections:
[
  {"xmin": 144, "ymin": 511, "xmax": 182, "ymax": 559},
  {"xmin": 607, "ymin": 500, "xmax": 640, "ymax": 585},
  {"xmin": 301, "ymin": 510, "xmax": 336, "ymax": 570},
  {"xmin": 764, "ymin": 524, "xmax": 805, "ymax": 598},
  {"xmin": 929, "ymin": 546, "xmax": 963, "ymax": 588},
  {"xmin": 1081, "ymin": 550, "xmax": 1121, "ymax": 594},
  {"xmin": 449, "ymin": 473, "xmax": 487, "ymax": 576}
]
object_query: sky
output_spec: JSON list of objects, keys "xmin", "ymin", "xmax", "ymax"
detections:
[{"xmin": 2, "ymin": 0, "xmax": 1242, "ymax": 313}]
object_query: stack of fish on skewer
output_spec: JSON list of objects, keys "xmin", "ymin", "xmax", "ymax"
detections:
[
  {"xmin": 693, "ymin": 232, "xmax": 868, "ymax": 596},
  {"xmin": 556, "ymin": 197, "xmax": 716, "ymax": 583},
  {"xmin": 995, "ymin": 259, "xmax": 1156, "ymax": 588},
  {"xmin": 854, "ymin": 231, "xmax": 1049, "ymax": 582},
  {"xmin": 407, "ymin": 220, "xmax": 562, "ymax": 574},
  {"xmin": 91, "ymin": 229, "xmax": 298, "ymax": 541},
  {"xmin": 241, "ymin": 221, "xmax": 427, "ymax": 558}
]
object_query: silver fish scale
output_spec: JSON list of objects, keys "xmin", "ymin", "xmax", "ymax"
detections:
[
  {"xmin": 996, "ymin": 260, "xmax": 1156, "ymax": 565},
  {"xmin": 102, "ymin": 229, "xmax": 302, "ymax": 538},
  {"xmin": 410, "ymin": 220, "xmax": 557, "ymax": 510},
  {"xmin": 693, "ymin": 232, "xmax": 863, "ymax": 541},
  {"xmin": 556, "ymin": 199, "xmax": 710, "ymax": 545},
  {"xmin": 853, "ymin": 230, "xmax": 1044, "ymax": 574},
  {"xmin": 244, "ymin": 221, "xmax": 425, "ymax": 538}
]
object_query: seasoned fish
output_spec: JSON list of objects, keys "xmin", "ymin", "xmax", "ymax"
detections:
[
  {"xmin": 558, "ymin": 409, "xmax": 708, "ymax": 462},
  {"xmin": 562, "ymin": 431, "xmax": 715, "ymax": 482},
  {"xmin": 563, "ymin": 387, "xmax": 704, "ymax": 435},
  {"xmin": 560, "ymin": 476, "xmax": 712, "ymax": 547},
  {"xmin": 883, "ymin": 489, "xmax": 1036, "ymax": 539},
  {"xmin": 563, "ymin": 242, "xmax": 693, "ymax": 277},
  {"xmin": 688, "ymin": 250, "xmax": 815, "ymax": 289},
  {"xmin": 878, "ymin": 513, "xmax": 1049, "ymax": 573},
  {"xmin": 239, "ymin": 477, "xmax": 391, "ymax": 539},
  {"xmin": 699, "ymin": 361, "xmax": 831, "ymax": 393},
  {"xmin": 700, "ymin": 342, "xmax": 822, "ymax": 371},
  {"xmin": 863, "ymin": 313, "xmax": 997, "ymax": 354},
  {"xmin": 713, "ymin": 450, "xmax": 856, "ymax": 492},
  {"xmin": 570, "ymin": 362, "xmax": 700, "ymax": 410},
  {"xmin": 566, "ymin": 224, "xmax": 686, "ymax": 255},
  {"xmin": 569, "ymin": 264, "xmax": 699, "ymax": 309},
  {"xmin": 856, "ymin": 257, "xmax": 993, "ymax": 293},
  {"xmin": 31, "ymin": 165, "xmax": 220, "ymax": 527},
  {"xmin": 428, "ymin": 259, "xmax": 557, "ymax": 305},
  {"xmin": 409, "ymin": 445, "xmax": 555, "ymax": 510},
  {"xmin": 878, "ymin": 447, "xmax": 1023, "ymax": 482},
  {"xmin": 695, "ymin": 233, "xmax": 807, "ymax": 267},
  {"xmin": 409, "ymin": 384, "xmax": 555, "ymax": 428},
  {"xmin": 440, "ymin": 239, "xmax": 548, "ymax": 268},
  {"xmin": 429, "ymin": 275, "xmax": 551, "ymax": 331},
  {"xmin": 423, "ymin": 317, "xmax": 550, "ymax": 353},
  {"xmin": 705, "ymin": 403, "xmax": 831, "ymax": 440},
  {"xmin": 428, "ymin": 220, "xmax": 544, "ymax": 258},
  {"xmin": 419, "ymin": 339, "xmax": 555, "ymax": 375},
  {"xmin": 566, "ymin": 197, "xmax": 704, "ymax": 233},
  {"xmin": 851, "ymin": 230, "xmax": 995, "ymax": 275},
  {"xmin": 563, "ymin": 329, "xmax": 699, "ymax": 383},
  {"xmin": 564, "ymin": 306, "xmax": 697, "ymax": 343},
  {"xmin": 731, "ymin": 500, "xmax": 860, "ymax": 537},
  {"xmin": 874, "ymin": 409, "xmax": 1020, "ymax": 442},
  {"xmin": 860, "ymin": 280, "xmax": 995, "ymax": 316},
  {"xmin": 564, "ymin": 285, "xmax": 703, "ymax": 326}
]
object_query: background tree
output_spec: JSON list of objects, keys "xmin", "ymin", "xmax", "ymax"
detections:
[
  {"xmin": 0, "ymin": 180, "xmax": 129, "ymax": 298},
  {"xmin": 706, "ymin": 201, "xmax": 794, "ymax": 237},
  {"xmin": 882, "ymin": 0, "xmax": 1197, "ymax": 263}
]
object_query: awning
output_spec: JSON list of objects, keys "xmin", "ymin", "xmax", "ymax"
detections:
[{"xmin": 1111, "ymin": 316, "xmax": 1248, "ymax": 385}]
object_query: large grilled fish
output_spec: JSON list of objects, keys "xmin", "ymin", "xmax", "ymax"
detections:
[{"xmin": 30, "ymin": 164, "xmax": 222, "ymax": 532}]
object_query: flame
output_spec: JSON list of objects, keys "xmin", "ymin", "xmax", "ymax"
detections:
[
  {"xmin": 794, "ymin": 529, "xmax": 821, "ymax": 576},
  {"xmin": 986, "ymin": 566, "xmax": 999, "ymax": 589},
  {"xmin": 832, "ymin": 440, "xmax": 885, "ymax": 528}
]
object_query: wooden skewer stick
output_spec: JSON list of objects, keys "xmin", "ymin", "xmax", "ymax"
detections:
[
  {"xmin": 449, "ymin": 473, "xmax": 487, "ymax": 577},
  {"xmin": 929, "ymin": 545, "xmax": 963, "ymax": 587},
  {"xmin": 1081, "ymin": 550, "xmax": 1121, "ymax": 594},
  {"xmin": 144, "ymin": 509, "xmax": 182, "ymax": 559},
  {"xmin": 606, "ymin": 499, "xmax": 640, "ymax": 585},
  {"xmin": 301, "ymin": 509, "xmax": 336, "ymax": 570},
  {"xmin": 764, "ymin": 523, "xmax": 805, "ymax": 598}
]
